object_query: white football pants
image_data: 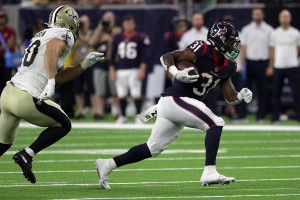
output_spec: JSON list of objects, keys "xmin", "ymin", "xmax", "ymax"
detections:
[{"xmin": 147, "ymin": 96, "xmax": 225, "ymax": 156}]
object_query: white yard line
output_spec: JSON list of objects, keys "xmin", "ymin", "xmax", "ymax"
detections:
[
  {"xmin": 3, "ymin": 149, "xmax": 226, "ymax": 155},
  {"xmin": 52, "ymin": 194, "xmax": 300, "ymax": 200},
  {"xmin": 4, "ymin": 146, "xmax": 300, "ymax": 156},
  {"xmin": 1, "ymin": 178, "xmax": 300, "ymax": 188},
  {"xmin": 11, "ymin": 139, "xmax": 300, "ymax": 148},
  {"xmin": 1, "ymin": 166, "xmax": 300, "ymax": 174},
  {"xmin": 19, "ymin": 122, "xmax": 300, "ymax": 131},
  {"xmin": 1, "ymin": 154, "xmax": 299, "ymax": 164}
]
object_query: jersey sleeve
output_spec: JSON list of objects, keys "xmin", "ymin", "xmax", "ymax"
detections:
[
  {"xmin": 234, "ymin": 61, "xmax": 237, "ymax": 73},
  {"xmin": 187, "ymin": 40, "xmax": 207, "ymax": 58},
  {"xmin": 51, "ymin": 27, "xmax": 74, "ymax": 48}
]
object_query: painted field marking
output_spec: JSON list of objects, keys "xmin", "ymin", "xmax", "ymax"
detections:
[
  {"xmin": 52, "ymin": 194, "xmax": 300, "ymax": 200},
  {"xmin": 1, "ymin": 154, "xmax": 300, "ymax": 164},
  {"xmin": 19, "ymin": 122, "xmax": 300, "ymax": 131},
  {"xmin": 0, "ymin": 178, "xmax": 300, "ymax": 188},
  {"xmin": 0, "ymin": 178, "xmax": 300, "ymax": 187},
  {"xmin": 1, "ymin": 166, "xmax": 300, "ymax": 174},
  {"xmin": 11, "ymin": 139, "xmax": 300, "ymax": 148},
  {"xmin": 4, "ymin": 146, "xmax": 300, "ymax": 156},
  {"xmin": 3, "ymin": 149, "xmax": 227, "ymax": 155}
]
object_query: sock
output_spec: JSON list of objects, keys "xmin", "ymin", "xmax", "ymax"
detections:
[
  {"xmin": 0, "ymin": 143, "xmax": 12, "ymax": 156},
  {"xmin": 113, "ymin": 143, "xmax": 152, "ymax": 167},
  {"xmin": 29, "ymin": 126, "xmax": 70, "ymax": 154},
  {"xmin": 25, "ymin": 147, "xmax": 36, "ymax": 158},
  {"xmin": 134, "ymin": 99, "xmax": 143, "ymax": 114},
  {"xmin": 107, "ymin": 158, "xmax": 117, "ymax": 170},
  {"xmin": 203, "ymin": 165, "xmax": 217, "ymax": 174},
  {"xmin": 119, "ymin": 99, "xmax": 127, "ymax": 117},
  {"xmin": 205, "ymin": 126, "xmax": 223, "ymax": 166}
]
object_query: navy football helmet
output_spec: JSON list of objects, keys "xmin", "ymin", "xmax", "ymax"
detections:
[{"xmin": 207, "ymin": 22, "xmax": 241, "ymax": 61}]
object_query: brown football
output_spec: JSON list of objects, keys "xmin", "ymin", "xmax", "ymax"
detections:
[{"xmin": 175, "ymin": 61, "xmax": 199, "ymax": 76}]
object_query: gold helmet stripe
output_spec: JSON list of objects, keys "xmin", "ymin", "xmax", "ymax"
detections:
[{"xmin": 51, "ymin": 5, "xmax": 66, "ymax": 24}]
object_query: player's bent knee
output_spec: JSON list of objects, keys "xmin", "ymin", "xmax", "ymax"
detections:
[
  {"xmin": 213, "ymin": 116, "xmax": 225, "ymax": 127},
  {"xmin": 147, "ymin": 142, "xmax": 167, "ymax": 157},
  {"xmin": 61, "ymin": 120, "xmax": 72, "ymax": 134}
]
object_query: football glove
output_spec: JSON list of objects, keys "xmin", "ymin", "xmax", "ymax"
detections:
[
  {"xmin": 169, "ymin": 65, "xmax": 199, "ymax": 83},
  {"xmin": 38, "ymin": 78, "xmax": 55, "ymax": 100},
  {"xmin": 80, "ymin": 52, "xmax": 105, "ymax": 70},
  {"xmin": 237, "ymin": 88, "xmax": 252, "ymax": 103}
]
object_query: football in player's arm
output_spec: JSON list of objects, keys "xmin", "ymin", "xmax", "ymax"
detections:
[{"xmin": 161, "ymin": 48, "xmax": 252, "ymax": 105}]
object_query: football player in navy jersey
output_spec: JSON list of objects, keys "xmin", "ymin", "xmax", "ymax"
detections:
[
  {"xmin": 109, "ymin": 15, "xmax": 150, "ymax": 124},
  {"xmin": 95, "ymin": 22, "xmax": 253, "ymax": 189}
]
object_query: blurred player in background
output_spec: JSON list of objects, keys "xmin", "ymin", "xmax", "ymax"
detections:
[
  {"xmin": 179, "ymin": 12, "xmax": 208, "ymax": 50},
  {"xmin": 109, "ymin": 15, "xmax": 150, "ymax": 124},
  {"xmin": 89, "ymin": 11, "xmax": 121, "ymax": 120},
  {"xmin": 266, "ymin": 10, "xmax": 300, "ymax": 123},
  {"xmin": 0, "ymin": 11, "xmax": 16, "ymax": 94},
  {"xmin": 95, "ymin": 22, "xmax": 252, "ymax": 189},
  {"xmin": 238, "ymin": 8, "xmax": 273, "ymax": 122},
  {"xmin": 71, "ymin": 15, "xmax": 97, "ymax": 120},
  {"xmin": 0, "ymin": 6, "xmax": 104, "ymax": 183}
]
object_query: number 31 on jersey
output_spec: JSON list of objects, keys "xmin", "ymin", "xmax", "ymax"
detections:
[{"xmin": 193, "ymin": 72, "xmax": 220, "ymax": 97}]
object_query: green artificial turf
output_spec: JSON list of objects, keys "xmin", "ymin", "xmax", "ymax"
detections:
[{"xmin": 1, "ymin": 127, "xmax": 300, "ymax": 200}]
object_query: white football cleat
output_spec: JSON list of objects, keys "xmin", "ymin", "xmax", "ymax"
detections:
[
  {"xmin": 95, "ymin": 159, "xmax": 114, "ymax": 189},
  {"xmin": 200, "ymin": 172, "xmax": 235, "ymax": 186}
]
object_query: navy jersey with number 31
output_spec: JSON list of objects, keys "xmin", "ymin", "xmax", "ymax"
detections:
[{"xmin": 161, "ymin": 40, "xmax": 237, "ymax": 101}]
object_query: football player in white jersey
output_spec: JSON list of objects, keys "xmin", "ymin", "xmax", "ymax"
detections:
[{"xmin": 0, "ymin": 5, "xmax": 104, "ymax": 183}]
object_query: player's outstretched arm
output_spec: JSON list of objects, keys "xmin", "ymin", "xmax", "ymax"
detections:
[
  {"xmin": 221, "ymin": 78, "xmax": 252, "ymax": 105},
  {"xmin": 160, "ymin": 49, "xmax": 199, "ymax": 83},
  {"xmin": 55, "ymin": 52, "xmax": 104, "ymax": 84}
]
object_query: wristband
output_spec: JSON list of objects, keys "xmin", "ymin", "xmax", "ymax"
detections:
[
  {"xmin": 48, "ymin": 78, "xmax": 55, "ymax": 85},
  {"xmin": 237, "ymin": 92, "xmax": 243, "ymax": 101},
  {"xmin": 168, "ymin": 65, "xmax": 178, "ymax": 77}
]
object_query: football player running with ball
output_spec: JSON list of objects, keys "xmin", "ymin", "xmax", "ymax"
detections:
[
  {"xmin": 0, "ymin": 6, "xmax": 104, "ymax": 183},
  {"xmin": 95, "ymin": 22, "xmax": 252, "ymax": 189}
]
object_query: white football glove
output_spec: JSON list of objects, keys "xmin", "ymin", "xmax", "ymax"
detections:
[
  {"xmin": 237, "ymin": 88, "xmax": 252, "ymax": 103},
  {"xmin": 169, "ymin": 65, "xmax": 199, "ymax": 83},
  {"xmin": 38, "ymin": 78, "xmax": 55, "ymax": 100},
  {"xmin": 80, "ymin": 52, "xmax": 105, "ymax": 70}
]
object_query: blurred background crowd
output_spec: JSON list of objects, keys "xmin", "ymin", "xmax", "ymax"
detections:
[{"xmin": 0, "ymin": 0, "xmax": 300, "ymax": 124}]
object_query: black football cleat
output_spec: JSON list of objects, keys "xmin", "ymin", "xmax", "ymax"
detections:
[{"xmin": 13, "ymin": 149, "xmax": 36, "ymax": 184}]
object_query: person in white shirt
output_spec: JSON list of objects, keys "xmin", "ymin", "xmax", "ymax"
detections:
[
  {"xmin": 178, "ymin": 13, "xmax": 208, "ymax": 50},
  {"xmin": 266, "ymin": 10, "xmax": 300, "ymax": 123},
  {"xmin": 237, "ymin": 8, "xmax": 273, "ymax": 122}
]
